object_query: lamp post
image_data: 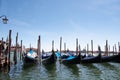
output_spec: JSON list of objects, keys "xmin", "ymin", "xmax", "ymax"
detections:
[{"xmin": 0, "ymin": 15, "xmax": 8, "ymax": 24}]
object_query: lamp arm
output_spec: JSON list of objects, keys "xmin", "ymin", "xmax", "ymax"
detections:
[{"xmin": 0, "ymin": 15, "xmax": 7, "ymax": 18}]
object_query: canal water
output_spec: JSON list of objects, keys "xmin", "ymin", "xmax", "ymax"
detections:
[{"xmin": 0, "ymin": 53, "xmax": 120, "ymax": 80}]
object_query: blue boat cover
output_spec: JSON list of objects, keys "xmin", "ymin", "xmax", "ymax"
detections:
[
  {"xmin": 27, "ymin": 50, "xmax": 37, "ymax": 59},
  {"xmin": 55, "ymin": 52, "xmax": 61, "ymax": 57},
  {"xmin": 56, "ymin": 52, "xmax": 76, "ymax": 60},
  {"xmin": 66, "ymin": 56, "xmax": 76, "ymax": 60},
  {"xmin": 29, "ymin": 50, "xmax": 33, "ymax": 54}
]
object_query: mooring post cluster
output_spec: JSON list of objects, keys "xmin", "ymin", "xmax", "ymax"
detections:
[{"xmin": 0, "ymin": 29, "xmax": 25, "ymax": 72}]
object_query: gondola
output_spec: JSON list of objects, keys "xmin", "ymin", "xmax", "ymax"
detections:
[
  {"xmin": 61, "ymin": 53, "xmax": 81, "ymax": 64},
  {"xmin": 42, "ymin": 50, "xmax": 57, "ymax": 64},
  {"xmin": 81, "ymin": 53, "xmax": 101, "ymax": 63},
  {"xmin": 81, "ymin": 46, "xmax": 101, "ymax": 63},
  {"xmin": 101, "ymin": 53, "xmax": 120, "ymax": 63},
  {"xmin": 42, "ymin": 52, "xmax": 50, "ymax": 59},
  {"xmin": 55, "ymin": 51, "xmax": 69, "ymax": 59},
  {"xmin": 23, "ymin": 48, "xmax": 38, "ymax": 64},
  {"xmin": 61, "ymin": 46, "xmax": 101, "ymax": 64},
  {"xmin": 42, "ymin": 50, "xmax": 50, "ymax": 59},
  {"xmin": 81, "ymin": 47, "xmax": 120, "ymax": 63},
  {"xmin": 42, "ymin": 55, "xmax": 50, "ymax": 59}
]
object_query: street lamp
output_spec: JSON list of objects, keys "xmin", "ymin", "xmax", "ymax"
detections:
[{"xmin": 0, "ymin": 15, "xmax": 8, "ymax": 24}]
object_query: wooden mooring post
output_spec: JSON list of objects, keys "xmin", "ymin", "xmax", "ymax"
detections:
[
  {"xmin": 118, "ymin": 42, "xmax": 120, "ymax": 53},
  {"xmin": 7, "ymin": 30, "xmax": 12, "ymax": 72},
  {"xmin": 98, "ymin": 45, "xmax": 102, "ymax": 62},
  {"xmin": 113, "ymin": 46, "xmax": 114, "ymax": 55},
  {"xmin": 0, "ymin": 43, "xmax": 1, "ymax": 58},
  {"xmin": 79, "ymin": 44, "xmax": 81, "ymax": 55},
  {"xmin": 0, "ymin": 35, "xmax": 9, "ymax": 69},
  {"xmin": 8, "ymin": 30, "xmax": 12, "ymax": 66},
  {"xmin": 108, "ymin": 45, "xmax": 110, "ymax": 56},
  {"xmin": 37, "ymin": 35, "xmax": 41, "ymax": 63},
  {"xmin": 91, "ymin": 40, "xmax": 93, "ymax": 56},
  {"xmin": 52, "ymin": 40, "xmax": 54, "ymax": 50},
  {"xmin": 64, "ymin": 43, "xmax": 66, "ymax": 53},
  {"xmin": 5, "ymin": 42, "xmax": 8, "ymax": 67},
  {"xmin": 114, "ymin": 44, "xmax": 117, "ymax": 55},
  {"xmin": 14, "ymin": 32, "xmax": 18, "ymax": 65},
  {"xmin": 0, "ymin": 40, "xmax": 2, "ymax": 68},
  {"xmin": 87, "ymin": 43, "xmax": 89, "ymax": 54},
  {"xmin": 105, "ymin": 40, "xmax": 108, "ymax": 56},
  {"xmin": 76, "ymin": 38, "xmax": 78, "ymax": 55},
  {"xmin": 20, "ymin": 40, "xmax": 22, "ymax": 60},
  {"xmin": 60, "ymin": 37, "xmax": 62, "ymax": 61},
  {"xmin": 0, "ymin": 37, "xmax": 4, "ymax": 59},
  {"xmin": 79, "ymin": 44, "xmax": 82, "ymax": 62}
]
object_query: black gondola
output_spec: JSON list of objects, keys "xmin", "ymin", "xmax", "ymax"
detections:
[
  {"xmin": 101, "ymin": 53, "xmax": 120, "ymax": 62},
  {"xmin": 81, "ymin": 46, "xmax": 101, "ymax": 63},
  {"xmin": 23, "ymin": 49, "xmax": 38, "ymax": 64},
  {"xmin": 81, "ymin": 53, "xmax": 101, "ymax": 63},
  {"xmin": 61, "ymin": 46, "xmax": 101, "ymax": 64},
  {"xmin": 82, "ymin": 46, "xmax": 120, "ymax": 63},
  {"xmin": 55, "ymin": 51, "xmax": 69, "ymax": 59},
  {"xmin": 61, "ymin": 53, "xmax": 81, "ymax": 64},
  {"xmin": 60, "ymin": 45, "xmax": 120, "ymax": 64},
  {"xmin": 42, "ymin": 50, "xmax": 57, "ymax": 64},
  {"xmin": 42, "ymin": 49, "xmax": 50, "ymax": 59}
]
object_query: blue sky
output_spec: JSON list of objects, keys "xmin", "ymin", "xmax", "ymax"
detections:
[{"xmin": 0, "ymin": 0, "xmax": 120, "ymax": 51}]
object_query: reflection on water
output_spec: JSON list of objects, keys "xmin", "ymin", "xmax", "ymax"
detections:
[
  {"xmin": 82, "ymin": 63, "xmax": 101, "ymax": 77},
  {"xmin": 42, "ymin": 63, "xmax": 57, "ymax": 80},
  {"xmin": 93, "ymin": 63, "xmax": 120, "ymax": 80},
  {"xmin": 0, "ymin": 59, "xmax": 120, "ymax": 80},
  {"xmin": 63, "ymin": 64, "xmax": 79, "ymax": 80}
]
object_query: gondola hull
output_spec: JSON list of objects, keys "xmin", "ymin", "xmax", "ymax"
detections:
[
  {"xmin": 81, "ymin": 53, "xmax": 101, "ymax": 63},
  {"xmin": 101, "ymin": 54, "xmax": 120, "ymax": 62},
  {"xmin": 42, "ymin": 50, "xmax": 57, "ymax": 64},
  {"xmin": 61, "ymin": 55, "xmax": 81, "ymax": 64},
  {"xmin": 55, "ymin": 52, "xmax": 69, "ymax": 59},
  {"xmin": 23, "ymin": 49, "xmax": 38, "ymax": 64},
  {"xmin": 23, "ymin": 56, "xmax": 37, "ymax": 64}
]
